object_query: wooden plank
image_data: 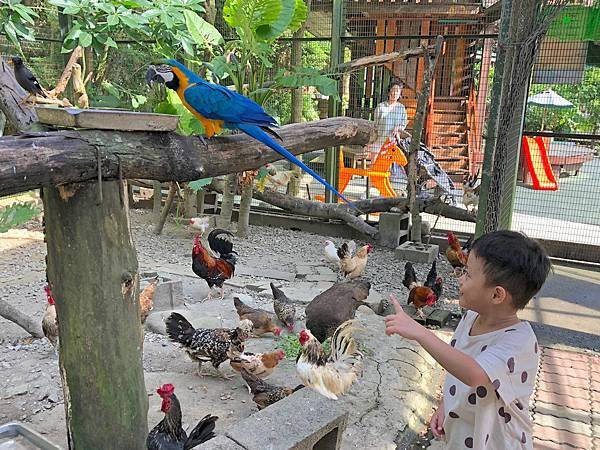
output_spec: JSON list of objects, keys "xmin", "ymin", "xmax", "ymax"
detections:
[{"xmin": 35, "ymin": 106, "xmax": 180, "ymax": 131}]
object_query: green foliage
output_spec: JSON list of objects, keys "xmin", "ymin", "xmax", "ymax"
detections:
[
  {"xmin": 188, "ymin": 178, "xmax": 213, "ymax": 191},
  {"xmin": 101, "ymin": 80, "xmax": 147, "ymax": 110},
  {"xmin": 275, "ymin": 67, "xmax": 338, "ymax": 98},
  {"xmin": 525, "ymin": 67, "xmax": 600, "ymax": 133},
  {"xmin": 154, "ymin": 89, "xmax": 204, "ymax": 135},
  {"xmin": 48, "ymin": 0, "xmax": 211, "ymax": 58},
  {"xmin": 214, "ymin": 0, "xmax": 335, "ymax": 108},
  {"xmin": 276, "ymin": 335, "xmax": 331, "ymax": 359},
  {"xmin": 0, "ymin": 202, "xmax": 41, "ymax": 233},
  {"xmin": 0, "ymin": 0, "xmax": 39, "ymax": 54}
]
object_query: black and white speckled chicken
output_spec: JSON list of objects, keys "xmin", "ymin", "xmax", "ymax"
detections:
[
  {"xmin": 270, "ymin": 282, "xmax": 296, "ymax": 333},
  {"xmin": 240, "ymin": 368, "xmax": 304, "ymax": 410},
  {"xmin": 165, "ymin": 312, "xmax": 252, "ymax": 378}
]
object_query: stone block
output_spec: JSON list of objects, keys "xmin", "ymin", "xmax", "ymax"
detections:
[
  {"xmin": 140, "ymin": 272, "xmax": 184, "ymax": 311},
  {"xmin": 202, "ymin": 435, "xmax": 245, "ymax": 449},
  {"xmin": 225, "ymin": 388, "xmax": 348, "ymax": 450},
  {"xmin": 394, "ymin": 241, "xmax": 439, "ymax": 264},
  {"xmin": 426, "ymin": 309, "xmax": 451, "ymax": 327},
  {"xmin": 378, "ymin": 212, "xmax": 410, "ymax": 248}
]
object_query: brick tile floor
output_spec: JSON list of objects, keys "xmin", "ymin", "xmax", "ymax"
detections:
[{"xmin": 533, "ymin": 347, "xmax": 599, "ymax": 450}]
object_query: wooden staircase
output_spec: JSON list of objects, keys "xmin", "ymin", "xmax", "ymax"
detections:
[{"xmin": 428, "ymin": 96, "xmax": 471, "ymax": 183}]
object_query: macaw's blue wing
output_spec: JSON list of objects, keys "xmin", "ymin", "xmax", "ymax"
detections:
[
  {"xmin": 182, "ymin": 79, "xmax": 359, "ymax": 210},
  {"xmin": 183, "ymin": 80, "xmax": 278, "ymax": 129},
  {"xmin": 237, "ymin": 123, "xmax": 359, "ymax": 210}
]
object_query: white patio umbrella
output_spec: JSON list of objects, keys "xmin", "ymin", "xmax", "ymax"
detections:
[{"xmin": 527, "ymin": 89, "xmax": 574, "ymax": 130}]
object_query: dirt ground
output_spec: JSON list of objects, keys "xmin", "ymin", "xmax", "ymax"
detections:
[{"xmin": 0, "ymin": 208, "xmax": 462, "ymax": 448}]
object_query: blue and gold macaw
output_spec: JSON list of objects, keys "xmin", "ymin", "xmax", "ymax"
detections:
[{"xmin": 146, "ymin": 59, "xmax": 356, "ymax": 209}]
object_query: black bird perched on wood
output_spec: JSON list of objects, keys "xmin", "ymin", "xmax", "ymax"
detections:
[{"xmin": 11, "ymin": 56, "xmax": 47, "ymax": 102}]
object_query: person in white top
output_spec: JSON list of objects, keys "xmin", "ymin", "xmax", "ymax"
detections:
[
  {"xmin": 385, "ymin": 230, "xmax": 551, "ymax": 450},
  {"xmin": 368, "ymin": 78, "xmax": 408, "ymax": 162}
]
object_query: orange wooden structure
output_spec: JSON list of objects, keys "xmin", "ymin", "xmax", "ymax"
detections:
[
  {"xmin": 338, "ymin": 138, "xmax": 408, "ymax": 197},
  {"xmin": 341, "ymin": 1, "xmax": 494, "ymax": 182}
]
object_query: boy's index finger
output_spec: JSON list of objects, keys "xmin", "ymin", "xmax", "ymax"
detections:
[{"xmin": 390, "ymin": 293, "xmax": 403, "ymax": 314}]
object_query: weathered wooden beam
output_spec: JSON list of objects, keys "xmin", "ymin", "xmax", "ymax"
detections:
[
  {"xmin": 0, "ymin": 58, "xmax": 37, "ymax": 135},
  {"xmin": 336, "ymin": 46, "xmax": 431, "ymax": 74},
  {"xmin": 0, "ymin": 117, "xmax": 375, "ymax": 197},
  {"xmin": 355, "ymin": 4, "xmax": 482, "ymax": 17},
  {"xmin": 44, "ymin": 180, "xmax": 148, "ymax": 449}
]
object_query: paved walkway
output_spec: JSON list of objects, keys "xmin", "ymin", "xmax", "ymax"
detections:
[{"xmin": 533, "ymin": 346, "xmax": 599, "ymax": 450}]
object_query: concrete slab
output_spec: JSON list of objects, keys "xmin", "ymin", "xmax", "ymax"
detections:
[
  {"xmin": 305, "ymin": 274, "xmax": 339, "ymax": 283},
  {"xmin": 225, "ymin": 388, "xmax": 348, "ymax": 450},
  {"xmin": 236, "ymin": 266, "xmax": 296, "ymax": 282},
  {"xmin": 315, "ymin": 266, "xmax": 335, "ymax": 275},
  {"xmin": 280, "ymin": 282, "xmax": 326, "ymax": 305}
]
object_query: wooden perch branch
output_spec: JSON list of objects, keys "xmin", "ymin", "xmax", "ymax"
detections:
[
  {"xmin": 251, "ymin": 189, "xmax": 476, "ymax": 235},
  {"xmin": 0, "ymin": 117, "xmax": 376, "ymax": 197},
  {"xmin": 47, "ymin": 46, "xmax": 84, "ymax": 98},
  {"xmin": 336, "ymin": 45, "xmax": 434, "ymax": 73}
]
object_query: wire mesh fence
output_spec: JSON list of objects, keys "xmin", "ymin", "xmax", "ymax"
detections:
[{"xmin": 2, "ymin": 0, "xmax": 599, "ymax": 261}]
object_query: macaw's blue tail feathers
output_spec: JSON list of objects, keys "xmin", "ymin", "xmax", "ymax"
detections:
[{"xmin": 236, "ymin": 124, "xmax": 359, "ymax": 211}]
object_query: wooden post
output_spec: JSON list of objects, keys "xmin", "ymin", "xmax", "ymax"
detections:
[{"xmin": 44, "ymin": 180, "xmax": 148, "ymax": 449}]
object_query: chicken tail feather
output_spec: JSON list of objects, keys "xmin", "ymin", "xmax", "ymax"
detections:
[
  {"xmin": 402, "ymin": 262, "xmax": 418, "ymax": 290},
  {"xmin": 165, "ymin": 312, "xmax": 196, "ymax": 346},
  {"xmin": 184, "ymin": 414, "xmax": 218, "ymax": 449}
]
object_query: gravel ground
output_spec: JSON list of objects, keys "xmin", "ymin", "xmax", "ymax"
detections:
[{"xmin": 0, "ymin": 208, "xmax": 461, "ymax": 447}]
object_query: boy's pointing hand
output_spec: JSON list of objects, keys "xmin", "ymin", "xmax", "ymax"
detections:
[{"xmin": 384, "ymin": 294, "xmax": 425, "ymax": 340}]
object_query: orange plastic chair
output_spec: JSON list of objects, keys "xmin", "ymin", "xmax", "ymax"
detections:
[{"xmin": 337, "ymin": 138, "xmax": 408, "ymax": 197}]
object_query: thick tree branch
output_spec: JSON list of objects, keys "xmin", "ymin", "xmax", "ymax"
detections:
[
  {"xmin": 0, "ymin": 298, "xmax": 44, "ymax": 338},
  {"xmin": 253, "ymin": 189, "xmax": 380, "ymax": 237},
  {"xmin": 0, "ymin": 117, "xmax": 376, "ymax": 197},
  {"xmin": 336, "ymin": 45, "xmax": 434, "ymax": 74}
]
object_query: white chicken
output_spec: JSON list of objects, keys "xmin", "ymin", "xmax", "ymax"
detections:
[
  {"xmin": 296, "ymin": 320, "xmax": 363, "ymax": 400},
  {"xmin": 189, "ymin": 216, "xmax": 211, "ymax": 235},
  {"xmin": 323, "ymin": 240, "xmax": 355, "ymax": 268}
]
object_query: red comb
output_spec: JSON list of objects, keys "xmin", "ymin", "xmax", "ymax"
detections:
[{"xmin": 157, "ymin": 384, "xmax": 175, "ymax": 398}]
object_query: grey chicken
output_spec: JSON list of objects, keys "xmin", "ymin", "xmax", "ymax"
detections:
[{"xmin": 305, "ymin": 279, "xmax": 371, "ymax": 342}]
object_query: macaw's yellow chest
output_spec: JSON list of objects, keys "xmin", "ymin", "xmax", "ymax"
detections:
[{"xmin": 171, "ymin": 67, "xmax": 224, "ymax": 138}]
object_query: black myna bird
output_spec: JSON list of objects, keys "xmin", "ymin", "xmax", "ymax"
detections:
[{"xmin": 11, "ymin": 56, "xmax": 47, "ymax": 103}]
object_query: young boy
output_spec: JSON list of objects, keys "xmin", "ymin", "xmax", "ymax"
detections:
[{"xmin": 385, "ymin": 231, "xmax": 551, "ymax": 450}]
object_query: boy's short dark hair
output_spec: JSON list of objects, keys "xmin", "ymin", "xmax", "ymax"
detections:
[{"xmin": 471, "ymin": 230, "xmax": 551, "ymax": 309}]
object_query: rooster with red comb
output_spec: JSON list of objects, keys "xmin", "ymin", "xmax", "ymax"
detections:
[{"xmin": 147, "ymin": 383, "xmax": 218, "ymax": 450}]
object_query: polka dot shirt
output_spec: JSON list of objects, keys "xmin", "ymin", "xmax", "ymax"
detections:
[{"xmin": 441, "ymin": 310, "xmax": 538, "ymax": 450}]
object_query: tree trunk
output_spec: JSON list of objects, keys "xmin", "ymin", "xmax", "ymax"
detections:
[
  {"xmin": 237, "ymin": 182, "xmax": 253, "ymax": 237},
  {"xmin": 183, "ymin": 183, "xmax": 197, "ymax": 217},
  {"xmin": 0, "ymin": 298, "xmax": 44, "ymax": 338},
  {"xmin": 407, "ymin": 36, "xmax": 444, "ymax": 243},
  {"xmin": 0, "ymin": 117, "xmax": 375, "ymax": 197},
  {"xmin": 287, "ymin": 0, "xmax": 312, "ymax": 198},
  {"xmin": 152, "ymin": 181, "xmax": 162, "ymax": 218},
  {"xmin": 0, "ymin": 58, "xmax": 38, "ymax": 135},
  {"xmin": 217, "ymin": 174, "xmax": 236, "ymax": 229},
  {"xmin": 43, "ymin": 180, "xmax": 147, "ymax": 450},
  {"xmin": 154, "ymin": 182, "xmax": 177, "ymax": 235}
]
